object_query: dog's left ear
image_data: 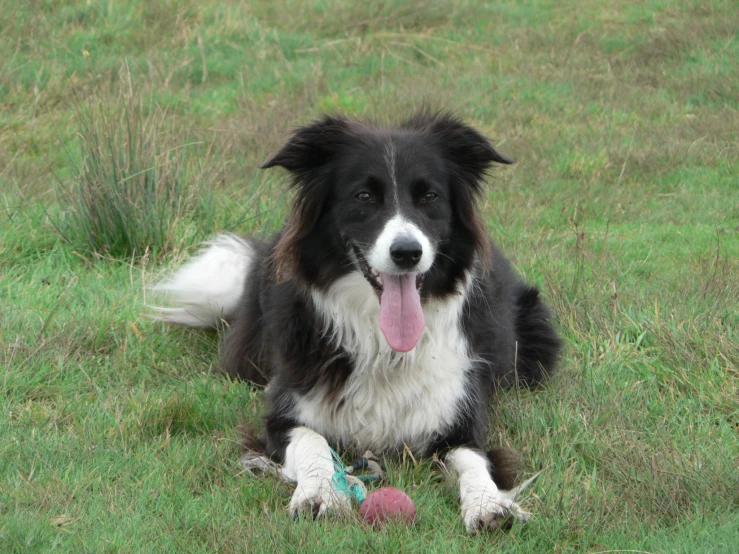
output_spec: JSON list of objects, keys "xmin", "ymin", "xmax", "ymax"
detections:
[
  {"xmin": 261, "ymin": 116, "xmax": 352, "ymax": 281},
  {"xmin": 423, "ymin": 113, "xmax": 513, "ymax": 193}
]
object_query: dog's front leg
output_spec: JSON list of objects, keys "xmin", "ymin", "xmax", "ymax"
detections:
[
  {"xmin": 445, "ymin": 447, "xmax": 532, "ymax": 534},
  {"xmin": 282, "ymin": 426, "xmax": 350, "ymax": 519}
]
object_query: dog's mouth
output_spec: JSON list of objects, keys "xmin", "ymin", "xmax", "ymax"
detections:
[
  {"xmin": 352, "ymin": 244, "xmax": 424, "ymax": 295},
  {"xmin": 352, "ymin": 244, "xmax": 425, "ymax": 353},
  {"xmin": 354, "ymin": 245, "xmax": 383, "ymax": 295}
]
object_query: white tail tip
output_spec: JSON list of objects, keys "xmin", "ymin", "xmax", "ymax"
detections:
[{"xmin": 149, "ymin": 234, "xmax": 253, "ymax": 328}]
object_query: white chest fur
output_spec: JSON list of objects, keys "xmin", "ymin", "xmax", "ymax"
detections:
[{"xmin": 295, "ymin": 272, "xmax": 472, "ymax": 454}]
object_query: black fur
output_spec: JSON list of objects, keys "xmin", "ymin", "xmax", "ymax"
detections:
[{"xmin": 224, "ymin": 111, "xmax": 561, "ymax": 486}]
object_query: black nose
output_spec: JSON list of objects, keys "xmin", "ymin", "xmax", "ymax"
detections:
[{"xmin": 390, "ymin": 236, "xmax": 423, "ymax": 268}]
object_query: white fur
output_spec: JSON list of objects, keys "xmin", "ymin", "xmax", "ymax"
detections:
[
  {"xmin": 445, "ymin": 447, "xmax": 532, "ymax": 534},
  {"xmin": 384, "ymin": 141, "xmax": 401, "ymax": 211},
  {"xmin": 149, "ymin": 234, "xmax": 253, "ymax": 327},
  {"xmin": 367, "ymin": 214, "xmax": 435, "ymax": 275},
  {"xmin": 298, "ymin": 271, "xmax": 472, "ymax": 454},
  {"xmin": 240, "ymin": 451, "xmax": 287, "ymax": 480},
  {"xmin": 282, "ymin": 427, "xmax": 352, "ymax": 518},
  {"xmin": 150, "ymin": 232, "xmax": 537, "ymax": 528}
]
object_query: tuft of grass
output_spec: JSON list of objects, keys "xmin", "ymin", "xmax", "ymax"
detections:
[{"xmin": 55, "ymin": 66, "xmax": 230, "ymax": 261}]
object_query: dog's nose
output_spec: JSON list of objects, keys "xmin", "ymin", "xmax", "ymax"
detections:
[{"xmin": 390, "ymin": 237, "xmax": 423, "ymax": 268}]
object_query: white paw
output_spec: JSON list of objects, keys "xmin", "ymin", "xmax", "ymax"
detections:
[
  {"xmin": 460, "ymin": 481, "xmax": 532, "ymax": 534},
  {"xmin": 289, "ymin": 475, "xmax": 351, "ymax": 520}
]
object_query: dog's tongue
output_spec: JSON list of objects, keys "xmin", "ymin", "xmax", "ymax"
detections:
[{"xmin": 379, "ymin": 273, "xmax": 424, "ymax": 352}]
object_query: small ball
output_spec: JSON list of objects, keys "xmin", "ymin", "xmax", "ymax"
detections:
[{"xmin": 360, "ymin": 487, "xmax": 416, "ymax": 527}]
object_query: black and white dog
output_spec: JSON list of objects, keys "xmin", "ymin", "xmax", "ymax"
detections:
[{"xmin": 152, "ymin": 111, "xmax": 561, "ymax": 533}]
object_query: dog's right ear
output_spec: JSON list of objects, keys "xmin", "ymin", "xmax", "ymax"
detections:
[
  {"xmin": 261, "ymin": 116, "xmax": 351, "ymax": 281},
  {"xmin": 260, "ymin": 115, "xmax": 351, "ymax": 175}
]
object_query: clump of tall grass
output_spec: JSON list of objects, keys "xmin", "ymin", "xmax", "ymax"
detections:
[{"xmin": 56, "ymin": 76, "xmax": 227, "ymax": 260}]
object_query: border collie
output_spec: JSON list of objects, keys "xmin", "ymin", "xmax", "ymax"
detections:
[{"xmin": 151, "ymin": 111, "xmax": 561, "ymax": 533}]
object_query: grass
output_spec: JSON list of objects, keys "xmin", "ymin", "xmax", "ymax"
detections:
[
  {"xmin": 1, "ymin": 0, "xmax": 738, "ymax": 552},
  {"xmin": 53, "ymin": 69, "xmax": 231, "ymax": 261}
]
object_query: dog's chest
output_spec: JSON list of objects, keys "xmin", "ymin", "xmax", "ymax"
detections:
[{"xmin": 296, "ymin": 273, "xmax": 471, "ymax": 454}]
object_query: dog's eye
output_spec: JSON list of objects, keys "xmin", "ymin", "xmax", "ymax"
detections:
[
  {"xmin": 356, "ymin": 191, "xmax": 373, "ymax": 202},
  {"xmin": 420, "ymin": 191, "xmax": 438, "ymax": 204}
]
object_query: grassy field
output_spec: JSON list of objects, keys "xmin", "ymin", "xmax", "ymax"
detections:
[{"xmin": 1, "ymin": 0, "xmax": 738, "ymax": 552}]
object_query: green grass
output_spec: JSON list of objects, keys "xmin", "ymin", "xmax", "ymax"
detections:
[
  {"xmin": 1, "ymin": 0, "xmax": 738, "ymax": 552},
  {"xmin": 53, "ymin": 76, "xmax": 227, "ymax": 260}
]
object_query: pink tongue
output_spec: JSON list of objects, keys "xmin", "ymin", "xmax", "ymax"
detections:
[{"xmin": 378, "ymin": 273, "xmax": 425, "ymax": 352}]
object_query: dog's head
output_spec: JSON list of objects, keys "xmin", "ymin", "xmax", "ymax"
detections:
[{"xmin": 262, "ymin": 111, "xmax": 512, "ymax": 352}]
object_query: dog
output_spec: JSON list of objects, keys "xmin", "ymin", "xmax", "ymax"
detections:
[{"xmin": 151, "ymin": 111, "xmax": 561, "ymax": 533}]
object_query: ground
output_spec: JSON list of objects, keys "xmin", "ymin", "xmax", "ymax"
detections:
[{"xmin": 1, "ymin": 1, "xmax": 738, "ymax": 552}]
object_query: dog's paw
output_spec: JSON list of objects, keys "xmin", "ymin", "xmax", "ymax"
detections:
[
  {"xmin": 460, "ymin": 480, "xmax": 532, "ymax": 534},
  {"xmin": 289, "ymin": 475, "xmax": 351, "ymax": 520}
]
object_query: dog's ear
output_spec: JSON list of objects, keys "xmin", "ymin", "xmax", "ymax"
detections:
[
  {"xmin": 431, "ymin": 115, "xmax": 513, "ymax": 191},
  {"xmin": 403, "ymin": 110, "xmax": 513, "ymax": 193},
  {"xmin": 260, "ymin": 115, "xmax": 351, "ymax": 174},
  {"xmin": 261, "ymin": 116, "xmax": 351, "ymax": 281}
]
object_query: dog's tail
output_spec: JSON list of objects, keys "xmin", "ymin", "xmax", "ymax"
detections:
[{"xmin": 148, "ymin": 234, "xmax": 253, "ymax": 328}]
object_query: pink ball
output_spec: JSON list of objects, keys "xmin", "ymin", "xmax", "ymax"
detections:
[{"xmin": 360, "ymin": 487, "xmax": 417, "ymax": 527}]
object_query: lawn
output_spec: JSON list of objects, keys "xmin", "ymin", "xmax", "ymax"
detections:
[{"xmin": 1, "ymin": 0, "xmax": 738, "ymax": 552}]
